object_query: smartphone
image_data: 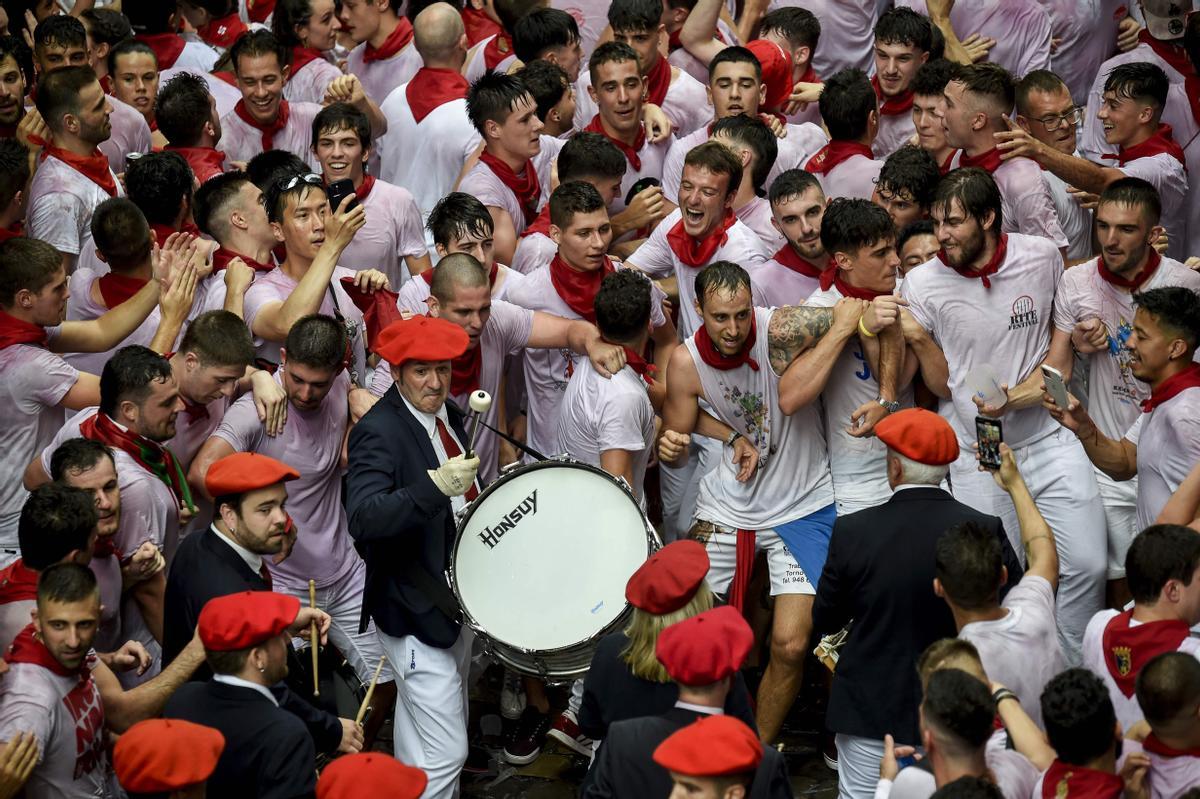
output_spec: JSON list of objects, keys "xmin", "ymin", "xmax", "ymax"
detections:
[
  {"xmin": 625, "ymin": 176, "xmax": 661, "ymax": 208},
  {"xmin": 1041, "ymin": 364, "xmax": 1070, "ymax": 409},
  {"xmin": 975, "ymin": 416, "xmax": 1003, "ymax": 471},
  {"xmin": 326, "ymin": 178, "xmax": 358, "ymax": 213}
]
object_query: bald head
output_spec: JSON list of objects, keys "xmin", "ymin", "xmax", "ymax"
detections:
[
  {"xmin": 415, "ymin": 2, "xmax": 467, "ymax": 64},
  {"xmin": 430, "ymin": 253, "xmax": 490, "ymax": 302}
]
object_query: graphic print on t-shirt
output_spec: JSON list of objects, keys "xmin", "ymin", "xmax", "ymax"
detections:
[
  {"xmin": 1008, "ymin": 295, "xmax": 1039, "ymax": 331},
  {"xmin": 719, "ymin": 381, "xmax": 769, "ymax": 458},
  {"xmin": 63, "ymin": 679, "xmax": 105, "ymax": 779},
  {"xmin": 1107, "ymin": 317, "xmax": 1139, "ymax": 406}
]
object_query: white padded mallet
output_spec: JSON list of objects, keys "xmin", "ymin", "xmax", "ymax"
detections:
[{"xmin": 466, "ymin": 390, "xmax": 492, "ymax": 458}]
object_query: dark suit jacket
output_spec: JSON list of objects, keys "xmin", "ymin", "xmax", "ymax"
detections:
[
  {"xmin": 165, "ymin": 680, "xmax": 316, "ymax": 799},
  {"xmin": 345, "ymin": 385, "xmax": 471, "ymax": 648},
  {"xmin": 812, "ymin": 486, "xmax": 1022, "ymax": 745},
  {"xmin": 582, "ymin": 707, "xmax": 792, "ymax": 799},
  {"xmin": 578, "ymin": 632, "xmax": 758, "ymax": 741}
]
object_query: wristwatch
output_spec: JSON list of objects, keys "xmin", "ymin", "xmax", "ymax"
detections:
[
  {"xmin": 875, "ymin": 397, "xmax": 900, "ymax": 414},
  {"xmin": 725, "ymin": 430, "xmax": 743, "ymax": 447}
]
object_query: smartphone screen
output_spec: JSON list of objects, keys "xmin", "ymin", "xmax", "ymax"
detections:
[{"xmin": 976, "ymin": 416, "xmax": 1003, "ymax": 470}]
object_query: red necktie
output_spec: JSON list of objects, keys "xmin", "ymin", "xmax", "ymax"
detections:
[
  {"xmin": 258, "ymin": 563, "xmax": 273, "ymax": 590},
  {"xmin": 435, "ymin": 418, "xmax": 479, "ymax": 501}
]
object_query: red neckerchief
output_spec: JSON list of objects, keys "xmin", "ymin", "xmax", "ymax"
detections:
[
  {"xmin": 354, "ymin": 175, "xmax": 376, "ymax": 202},
  {"xmin": 1041, "ymin": 760, "xmax": 1123, "ymax": 799},
  {"xmin": 135, "ymin": 33, "xmax": 186, "ymax": 70},
  {"xmin": 165, "ymin": 145, "xmax": 227, "ymax": 184},
  {"xmin": 363, "ymin": 17, "xmax": 414, "ymax": 62},
  {"xmin": 6, "ymin": 624, "xmax": 93, "ymax": 680},
  {"xmin": 212, "ymin": 247, "xmax": 274, "ymax": 273},
  {"xmin": 0, "ymin": 223, "xmax": 23, "ymax": 243},
  {"xmin": 643, "ymin": 53, "xmax": 671, "ymax": 107},
  {"xmin": 197, "ymin": 12, "xmax": 248, "ymax": 49},
  {"xmin": 96, "ymin": 272, "xmax": 148, "ymax": 308},
  {"xmin": 694, "ymin": 314, "xmax": 759, "ymax": 372},
  {"xmin": 1141, "ymin": 362, "xmax": 1200, "ymax": 413},
  {"xmin": 80, "ymin": 413, "xmax": 195, "ymax": 512},
  {"xmin": 819, "ymin": 265, "xmax": 888, "ymax": 300},
  {"xmin": 937, "ymin": 232, "xmax": 1008, "ymax": 289},
  {"xmin": 0, "ymin": 309, "xmax": 48, "ymax": 350},
  {"xmin": 452, "ymin": 341, "xmax": 482, "ymax": 395},
  {"xmin": 213, "ymin": 70, "xmax": 238, "ymax": 87},
  {"xmin": 612, "ymin": 341, "xmax": 656, "ymax": 384},
  {"xmin": 959, "ymin": 147, "xmax": 1003, "ymax": 173},
  {"xmin": 667, "ymin": 208, "xmax": 737, "ymax": 267},
  {"xmin": 461, "ymin": 6, "xmax": 502, "ymax": 46},
  {"xmin": 1101, "ymin": 609, "xmax": 1190, "ymax": 696},
  {"xmin": 549, "ymin": 252, "xmax": 615, "ymax": 324},
  {"xmin": 247, "ymin": 0, "xmax": 275, "ymax": 24},
  {"xmin": 421, "ymin": 261, "xmax": 500, "ymax": 287},
  {"xmin": 797, "ymin": 64, "xmax": 819, "ymax": 84},
  {"xmin": 289, "ymin": 46, "xmax": 324, "ymax": 76},
  {"xmin": 583, "ymin": 113, "xmax": 646, "ymax": 171},
  {"xmin": 939, "ymin": 150, "xmax": 958, "ymax": 175},
  {"xmin": 150, "ymin": 222, "xmax": 202, "ymax": 248},
  {"xmin": 871, "ymin": 75, "xmax": 914, "ymax": 115},
  {"xmin": 1097, "ymin": 248, "xmax": 1161, "ymax": 291},
  {"xmin": 92, "ymin": 535, "xmax": 122, "ymax": 560},
  {"xmin": 1102, "ymin": 123, "xmax": 1188, "ymax": 168},
  {"xmin": 406, "ymin": 67, "xmax": 470, "ymax": 123},
  {"xmin": 805, "ymin": 140, "xmax": 874, "ymax": 175},
  {"xmin": 0, "ymin": 559, "xmax": 38, "ymax": 604},
  {"xmin": 773, "ymin": 244, "xmax": 825, "ymax": 278},
  {"xmin": 41, "ymin": 144, "xmax": 117, "ymax": 196},
  {"xmin": 521, "ymin": 205, "xmax": 552, "ymax": 239},
  {"xmin": 479, "ymin": 151, "xmax": 540, "ymax": 225},
  {"xmin": 483, "ymin": 33, "xmax": 513, "ymax": 70},
  {"xmin": 338, "ymin": 276, "xmax": 402, "ymax": 348},
  {"xmin": 234, "ymin": 98, "xmax": 291, "ymax": 151},
  {"xmin": 1142, "ymin": 734, "xmax": 1200, "ymax": 758}
]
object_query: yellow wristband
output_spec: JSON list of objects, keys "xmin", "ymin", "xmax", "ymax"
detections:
[{"xmin": 858, "ymin": 317, "xmax": 877, "ymax": 338}]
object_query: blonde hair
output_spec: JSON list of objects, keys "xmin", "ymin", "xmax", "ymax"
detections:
[
  {"xmin": 917, "ymin": 638, "xmax": 989, "ymax": 688},
  {"xmin": 620, "ymin": 581, "xmax": 714, "ymax": 683}
]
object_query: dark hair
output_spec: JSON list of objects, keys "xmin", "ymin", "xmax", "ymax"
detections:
[
  {"xmin": 513, "ymin": 7, "xmax": 578, "ymax": 63},
  {"xmin": 80, "ymin": 7, "xmax": 132, "ymax": 47},
  {"xmin": 1041, "ymin": 668, "xmax": 1117, "ymax": 765},
  {"xmin": 0, "ymin": 237, "xmax": 64, "ymax": 307},
  {"xmin": 19, "ymin": 484, "xmax": 97, "ymax": 570},
  {"xmin": 0, "ymin": 34, "xmax": 34, "ymax": 88},
  {"xmin": 952, "ymin": 63, "xmax": 1015, "ymax": 113},
  {"xmin": 708, "ymin": 46, "xmax": 762, "ymax": 82},
  {"xmin": 930, "ymin": 778, "xmax": 1005, "ymax": 799},
  {"xmin": 493, "ymin": 0, "xmax": 543, "ymax": 32},
  {"xmin": 0, "ymin": 138, "xmax": 30, "ymax": 211},
  {"xmin": 878, "ymin": 145, "xmax": 941, "ymax": 209},
  {"xmin": 607, "ymin": 0, "xmax": 660, "ymax": 35},
  {"xmin": 898, "ymin": 219, "xmax": 936, "ymax": 252},
  {"xmin": 126, "ymin": 151, "xmax": 194, "ymax": 226},
  {"xmin": 695, "ymin": 260, "xmax": 751, "ymax": 308},
  {"xmin": 760, "ymin": 6, "xmax": 820, "ymax": 50},
  {"xmin": 427, "ymin": 192, "xmax": 494, "ymax": 248},
  {"xmin": 37, "ymin": 562, "xmax": 99, "ymax": 607},
  {"xmin": 34, "ymin": 14, "xmax": 87, "ymax": 52},
  {"xmin": 594, "ymin": 269, "xmax": 651, "ymax": 343},
  {"xmin": 34, "ymin": 65, "xmax": 100, "ymax": 134},
  {"xmin": 934, "ymin": 522, "xmax": 1003, "ymax": 611},
  {"xmin": 107, "ymin": 39, "xmax": 157, "ymax": 79},
  {"xmin": 1104, "ymin": 61, "xmax": 1169, "ymax": 112},
  {"xmin": 122, "ymin": 0, "xmax": 176, "ymax": 34},
  {"xmin": 1098, "ymin": 176, "xmax": 1162, "ymax": 225},
  {"xmin": 711, "ymin": 114, "xmax": 778, "ymax": 195},
  {"xmin": 588, "ymin": 39, "xmax": 640, "ymax": 85},
  {"xmin": 1014, "ymin": 69, "xmax": 1069, "ymax": 116},
  {"xmin": 231, "ymin": 29, "xmax": 287, "ymax": 75},
  {"xmin": 922, "ymin": 668, "xmax": 994, "ymax": 749},
  {"xmin": 91, "ymin": 198, "xmax": 153, "ymax": 271},
  {"xmin": 932, "ymin": 167, "xmax": 1003, "ymax": 233},
  {"xmin": 179, "ymin": 0, "xmax": 236, "ymax": 16},
  {"xmin": 874, "ymin": 7, "xmax": 932, "ymax": 52},
  {"xmin": 429, "ymin": 253, "xmax": 489, "ymax": 302},
  {"xmin": 682, "ymin": 140, "xmax": 742, "ymax": 199},
  {"xmin": 206, "ymin": 646, "xmax": 253, "ymax": 675},
  {"xmin": 819, "ymin": 67, "xmax": 877, "ymax": 142},
  {"xmin": 284, "ymin": 314, "xmax": 347, "ymax": 371},
  {"xmin": 1125, "ymin": 523, "xmax": 1200, "ymax": 603},
  {"xmin": 558, "ymin": 131, "xmax": 626, "ymax": 182},
  {"xmin": 820, "ymin": 197, "xmax": 895, "ymax": 258},
  {"xmin": 245, "ymin": 149, "xmax": 310, "ymax": 191},
  {"xmin": 912, "ymin": 58, "xmax": 961, "ymax": 98},
  {"xmin": 49, "ymin": 437, "xmax": 115, "ymax": 483},
  {"xmin": 179, "ymin": 310, "xmax": 256, "ymax": 368},
  {"xmin": 98, "ymin": 346, "xmax": 174, "ymax": 418},
  {"xmin": 1136, "ymin": 651, "xmax": 1200, "ymax": 732},
  {"xmin": 518, "ymin": 58, "xmax": 570, "ymax": 122},
  {"xmin": 466, "ymin": 70, "xmax": 534, "ymax": 135},
  {"xmin": 768, "ymin": 168, "xmax": 822, "ymax": 206},
  {"xmin": 312, "ymin": 102, "xmax": 372, "ymax": 153},
  {"xmin": 1133, "ymin": 288, "xmax": 1200, "ymax": 354},
  {"xmin": 155, "ymin": 72, "xmax": 213, "ymax": 147},
  {"xmin": 194, "ymin": 171, "xmax": 253, "ymax": 240},
  {"xmin": 549, "ymin": 181, "xmax": 606, "ymax": 229},
  {"xmin": 262, "ymin": 170, "xmax": 325, "ymax": 223},
  {"xmin": 272, "ymin": 0, "xmax": 314, "ymax": 49}
]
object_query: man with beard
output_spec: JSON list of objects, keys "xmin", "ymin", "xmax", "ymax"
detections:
[{"xmin": 755, "ymin": 169, "xmax": 827, "ymax": 306}]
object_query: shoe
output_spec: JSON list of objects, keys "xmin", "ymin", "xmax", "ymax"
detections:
[
  {"xmin": 502, "ymin": 707, "xmax": 552, "ymax": 765},
  {"xmin": 822, "ymin": 733, "xmax": 839, "ymax": 771},
  {"xmin": 462, "ymin": 743, "xmax": 493, "ymax": 774},
  {"xmin": 500, "ymin": 672, "xmax": 526, "ymax": 721},
  {"xmin": 546, "ymin": 709, "xmax": 594, "ymax": 757}
]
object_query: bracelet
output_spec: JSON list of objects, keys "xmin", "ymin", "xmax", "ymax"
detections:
[
  {"xmin": 992, "ymin": 688, "xmax": 1019, "ymax": 706},
  {"xmin": 726, "ymin": 430, "xmax": 743, "ymax": 447},
  {"xmin": 858, "ymin": 317, "xmax": 877, "ymax": 338}
]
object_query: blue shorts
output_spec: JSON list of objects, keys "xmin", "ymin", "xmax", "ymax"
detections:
[{"xmin": 773, "ymin": 503, "xmax": 837, "ymax": 591}]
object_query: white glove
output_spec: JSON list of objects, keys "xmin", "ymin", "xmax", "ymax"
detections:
[{"xmin": 427, "ymin": 455, "xmax": 481, "ymax": 497}]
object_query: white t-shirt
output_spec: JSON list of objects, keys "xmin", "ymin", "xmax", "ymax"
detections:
[
  {"xmin": 338, "ymin": 180, "xmax": 428, "ymax": 289},
  {"xmin": 27, "ymin": 154, "xmax": 124, "ymax": 260},
  {"xmin": 282, "ymin": 56, "xmax": 342, "ymax": 105},
  {"xmin": 748, "ymin": 254, "xmax": 822, "ymax": 308},
  {"xmin": 1044, "ymin": 163, "xmax": 1092, "ymax": 261},
  {"xmin": 769, "ymin": 0, "xmax": 876, "ymax": 76},
  {"xmin": 945, "ymin": 153, "xmax": 1068, "ymax": 249},
  {"xmin": 1042, "ymin": 0, "xmax": 1126, "ymax": 103},
  {"xmin": 98, "ymin": 96, "xmax": 152, "ymax": 175},
  {"xmin": 885, "ymin": 744, "xmax": 1039, "ymax": 799},
  {"xmin": 511, "ymin": 230, "xmax": 558, "ymax": 276},
  {"xmin": 874, "ymin": 111, "xmax": 917, "ymax": 159},
  {"xmin": 1120, "ymin": 739, "xmax": 1200, "ymax": 799},
  {"xmin": 574, "ymin": 64, "xmax": 713, "ymax": 138},
  {"xmin": 218, "ymin": 101, "xmax": 323, "ymax": 173},
  {"xmin": 814, "ymin": 151, "xmax": 884, "ymax": 202},
  {"xmin": 1118, "ymin": 152, "xmax": 1189, "ymax": 261},
  {"xmin": 457, "ymin": 136, "xmax": 564, "ymax": 236},
  {"xmin": 345, "ymin": 42, "xmax": 422, "ymax": 106},
  {"xmin": 896, "ymin": 0, "xmax": 1052, "ymax": 78},
  {"xmin": 1125, "ymin": 386, "xmax": 1200, "ymax": 531}
]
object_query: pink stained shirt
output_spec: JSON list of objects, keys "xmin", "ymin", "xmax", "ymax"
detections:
[
  {"xmin": 769, "ymin": 0, "xmax": 876, "ymax": 76},
  {"xmin": 550, "ymin": 0, "xmax": 610, "ymax": 60},
  {"xmin": 607, "ymin": 130, "xmax": 672, "ymax": 215},
  {"xmin": 98, "ymin": 96, "xmax": 152, "ymax": 175},
  {"xmin": 282, "ymin": 55, "xmax": 342, "ymax": 105},
  {"xmin": 573, "ymin": 65, "xmax": 713, "ymax": 138},
  {"xmin": 735, "ymin": 195, "xmax": 785, "ymax": 253},
  {"xmin": 947, "ymin": 152, "xmax": 1069, "ymax": 249},
  {"xmin": 813, "ymin": 151, "xmax": 884, "ymax": 202},
  {"xmin": 748, "ymin": 256, "xmax": 822, "ymax": 308},
  {"xmin": 1119, "ymin": 739, "xmax": 1200, "ymax": 799},
  {"xmin": 457, "ymin": 136, "xmax": 564, "ymax": 236},
  {"xmin": 346, "ymin": 41, "xmax": 423, "ymax": 106},
  {"xmin": 27, "ymin": 153, "xmax": 124, "ymax": 262},
  {"xmin": 874, "ymin": 110, "xmax": 916, "ymax": 159},
  {"xmin": 511, "ymin": 232, "xmax": 558, "ymax": 275},
  {"xmin": 338, "ymin": 180, "xmax": 428, "ymax": 289},
  {"xmin": 1042, "ymin": 0, "xmax": 1127, "ymax": 103},
  {"xmin": 218, "ymin": 101, "xmax": 323, "ymax": 172},
  {"xmin": 1124, "ymin": 386, "xmax": 1200, "ymax": 531},
  {"xmin": 1043, "ymin": 163, "xmax": 1093, "ymax": 260},
  {"xmin": 897, "ymin": 0, "xmax": 1052, "ymax": 77}
]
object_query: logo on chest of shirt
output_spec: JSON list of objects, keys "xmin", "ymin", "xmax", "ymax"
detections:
[
  {"xmin": 1111, "ymin": 645, "xmax": 1133, "ymax": 677},
  {"xmin": 62, "ymin": 679, "xmax": 105, "ymax": 780},
  {"xmin": 1007, "ymin": 295, "xmax": 1039, "ymax": 331}
]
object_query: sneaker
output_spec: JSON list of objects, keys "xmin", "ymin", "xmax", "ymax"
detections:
[
  {"xmin": 822, "ymin": 733, "xmax": 839, "ymax": 771},
  {"xmin": 502, "ymin": 707, "xmax": 552, "ymax": 765},
  {"xmin": 500, "ymin": 672, "xmax": 526, "ymax": 721},
  {"xmin": 546, "ymin": 709, "xmax": 595, "ymax": 757}
]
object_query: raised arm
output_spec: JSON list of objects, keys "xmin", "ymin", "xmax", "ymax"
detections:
[
  {"xmin": 992, "ymin": 444, "xmax": 1059, "ymax": 588},
  {"xmin": 776, "ymin": 299, "xmax": 864, "ymax": 414},
  {"xmin": 679, "ymin": 0, "xmax": 728, "ymax": 72}
]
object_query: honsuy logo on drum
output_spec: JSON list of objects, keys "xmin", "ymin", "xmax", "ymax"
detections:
[{"xmin": 477, "ymin": 490, "xmax": 538, "ymax": 549}]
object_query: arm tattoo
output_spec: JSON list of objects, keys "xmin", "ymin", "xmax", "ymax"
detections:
[{"xmin": 767, "ymin": 305, "xmax": 834, "ymax": 374}]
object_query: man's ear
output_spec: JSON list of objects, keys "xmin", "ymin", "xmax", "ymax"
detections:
[
  {"xmin": 270, "ymin": 221, "xmax": 285, "ymax": 243},
  {"xmin": 1014, "ymin": 114, "xmax": 1032, "ymax": 133},
  {"xmin": 933, "ymin": 577, "xmax": 945, "ymax": 598},
  {"xmin": 998, "ymin": 564, "xmax": 1008, "ymax": 588}
]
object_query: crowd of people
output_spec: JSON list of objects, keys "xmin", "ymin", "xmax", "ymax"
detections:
[{"xmin": 0, "ymin": 0, "xmax": 1196, "ymax": 796}]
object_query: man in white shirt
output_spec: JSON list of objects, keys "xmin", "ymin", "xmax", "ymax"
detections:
[
  {"xmin": 870, "ymin": 8, "xmax": 930, "ymax": 158},
  {"xmin": 193, "ymin": 172, "xmax": 280, "ymax": 317},
  {"xmin": 710, "ymin": 115, "xmax": 781, "ymax": 250},
  {"xmin": 339, "ymin": 0, "xmax": 421, "ymax": 105},
  {"xmin": 754, "ymin": 168, "xmax": 826, "ymax": 306},
  {"xmin": 1127, "ymin": 652, "xmax": 1200, "ymax": 795},
  {"xmin": 806, "ymin": 68, "xmax": 884, "ymax": 201},
  {"xmin": 896, "ymin": 0, "xmax": 1052, "ymax": 79}
]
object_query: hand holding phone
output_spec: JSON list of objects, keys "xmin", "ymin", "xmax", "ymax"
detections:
[
  {"xmin": 975, "ymin": 416, "xmax": 1003, "ymax": 471},
  {"xmin": 326, "ymin": 178, "xmax": 358, "ymax": 213},
  {"xmin": 1041, "ymin": 364, "xmax": 1069, "ymax": 410}
]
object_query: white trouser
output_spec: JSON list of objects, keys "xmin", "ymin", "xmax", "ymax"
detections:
[
  {"xmin": 1095, "ymin": 470, "xmax": 1138, "ymax": 580},
  {"xmin": 376, "ymin": 628, "xmax": 473, "ymax": 799},
  {"xmin": 836, "ymin": 734, "xmax": 886, "ymax": 799},
  {"xmin": 659, "ymin": 435, "xmax": 721, "ymax": 542},
  {"xmin": 950, "ymin": 427, "xmax": 1106, "ymax": 664},
  {"xmin": 567, "ymin": 677, "xmax": 584, "ymax": 716},
  {"xmin": 281, "ymin": 557, "xmax": 393, "ymax": 685}
]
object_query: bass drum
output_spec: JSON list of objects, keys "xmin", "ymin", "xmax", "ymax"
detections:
[{"xmin": 450, "ymin": 459, "xmax": 659, "ymax": 682}]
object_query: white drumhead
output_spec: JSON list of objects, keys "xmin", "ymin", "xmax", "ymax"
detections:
[{"xmin": 454, "ymin": 463, "xmax": 650, "ymax": 652}]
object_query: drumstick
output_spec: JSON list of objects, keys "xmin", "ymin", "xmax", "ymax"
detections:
[
  {"xmin": 466, "ymin": 390, "xmax": 492, "ymax": 457},
  {"xmin": 355, "ymin": 655, "xmax": 387, "ymax": 726},
  {"xmin": 308, "ymin": 579, "xmax": 319, "ymax": 697}
]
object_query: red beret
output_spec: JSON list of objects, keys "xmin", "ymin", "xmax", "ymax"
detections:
[
  {"xmin": 205, "ymin": 452, "xmax": 300, "ymax": 498},
  {"xmin": 113, "ymin": 719, "xmax": 225, "ymax": 792},
  {"xmin": 374, "ymin": 315, "xmax": 469, "ymax": 365},
  {"xmin": 625, "ymin": 540, "xmax": 710, "ymax": 615},
  {"xmin": 875, "ymin": 408, "xmax": 959, "ymax": 466},
  {"xmin": 198, "ymin": 590, "xmax": 300, "ymax": 651},
  {"xmin": 655, "ymin": 605, "xmax": 753, "ymax": 686},
  {"xmin": 653, "ymin": 715, "xmax": 763, "ymax": 777},
  {"xmin": 318, "ymin": 753, "xmax": 427, "ymax": 799},
  {"xmin": 746, "ymin": 39, "xmax": 794, "ymax": 113}
]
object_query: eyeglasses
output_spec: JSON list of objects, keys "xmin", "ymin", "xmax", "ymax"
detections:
[
  {"xmin": 276, "ymin": 172, "xmax": 324, "ymax": 191},
  {"xmin": 1032, "ymin": 107, "xmax": 1083, "ymax": 132}
]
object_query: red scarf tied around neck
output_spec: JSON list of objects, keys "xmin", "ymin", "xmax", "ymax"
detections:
[
  {"xmin": 80, "ymin": 413, "xmax": 195, "ymax": 513},
  {"xmin": 363, "ymin": 18, "xmax": 414, "ymax": 63},
  {"xmin": 643, "ymin": 54, "xmax": 671, "ymax": 108},
  {"xmin": 1097, "ymin": 248, "xmax": 1161, "ymax": 291},
  {"xmin": 549, "ymin": 253, "xmax": 616, "ymax": 324},
  {"xmin": 818, "ymin": 264, "xmax": 889, "ymax": 300},
  {"xmin": 484, "ymin": 33, "xmax": 514, "ymax": 70},
  {"xmin": 1140, "ymin": 362, "xmax": 1200, "ymax": 413},
  {"xmin": 0, "ymin": 559, "xmax": 38, "ymax": 604},
  {"xmin": 693, "ymin": 314, "xmax": 759, "ymax": 372},
  {"xmin": 96, "ymin": 273, "xmax": 147, "ymax": 308},
  {"xmin": 289, "ymin": 47, "xmax": 324, "ymax": 76},
  {"xmin": 7, "ymin": 624, "xmax": 92, "ymax": 680},
  {"xmin": 479, "ymin": 152, "xmax": 541, "ymax": 226},
  {"xmin": 667, "ymin": 208, "xmax": 737, "ymax": 268},
  {"xmin": 871, "ymin": 75, "xmax": 914, "ymax": 115},
  {"xmin": 461, "ymin": 6, "xmax": 502, "ymax": 46},
  {"xmin": 958, "ymin": 147, "xmax": 1003, "ymax": 173},
  {"xmin": 521, "ymin": 205, "xmax": 553, "ymax": 239},
  {"xmin": 234, "ymin": 99, "xmax": 291, "ymax": 151},
  {"xmin": 1102, "ymin": 123, "xmax": 1188, "ymax": 168},
  {"xmin": 1101, "ymin": 609, "xmax": 1190, "ymax": 697},
  {"xmin": 405, "ymin": 68, "xmax": 470, "ymax": 124},
  {"xmin": 41, "ymin": 144, "xmax": 117, "ymax": 196},
  {"xmin": 937, "ymin": 233, "xmax": 1008, "ymax": 289},
  {"xmin": 165, "ymin": 146, "xmax": 227, "ymax": 185},
  {"xmin": 613, "ymin": 341, "xmax": 656, "ymax": 385},
  {"xmin": 772, "ymin": 244, "xmax": 827, "ymax": 279},
  {"xmin": 583, "ymin": 114, "xmax": 646, "ymax": 171},
  {"xmin": 0, "ymin": 309, "xmax": 48, "ymax": 350},
  {"xmin": 805, "ymin": 141, "xmax": 874, "ymax": 175},
  {"xmin": 212, "ymin": 247, "xmax": 275, "ymax": 273}
]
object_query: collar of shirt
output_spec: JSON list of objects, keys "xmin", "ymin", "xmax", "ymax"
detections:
[
  {"xmin": 213, "ymin": 674, "xmax": 279, "ymax": 706},
  {"xmin": 399, "ymin": 392, "xmax": 451, "ymax": 440},
  {"xmin": 893, "ymin": 483, "xmax": 946, "ymax": 494},
  {"xmin": 674, "ymin": 701, "xmax": 724, "ymax": 715},
  {"xmin": 210, "ymin": 523, "xmax": 264, "ymax": 575}
]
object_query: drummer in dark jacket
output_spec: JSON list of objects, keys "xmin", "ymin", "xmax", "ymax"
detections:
[{"xmin": 344, "ymin": 315, "xmax": 481, "ymax": 799}]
